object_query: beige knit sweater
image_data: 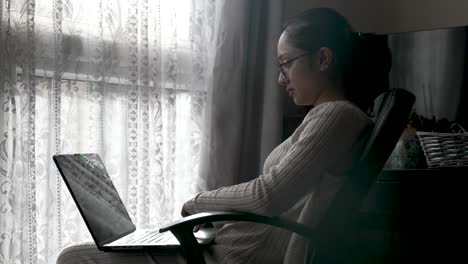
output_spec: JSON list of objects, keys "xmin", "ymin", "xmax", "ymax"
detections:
[{"xmin": 184, "ymin": 100, "xmax": 373, "ymax": 264}]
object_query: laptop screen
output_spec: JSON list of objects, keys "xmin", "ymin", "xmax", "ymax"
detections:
[{"xmin": 53, "ymin": 154, "xmax": 135, "ymax": 245}]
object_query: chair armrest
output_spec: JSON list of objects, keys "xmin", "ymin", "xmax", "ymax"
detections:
[
  {"xmin": 159, "ymin": 211, "xmax": 317, "ymax": 264},
  {"xmin": 160, "ymin": 211, "xmax": 317, "ymax": 240}
]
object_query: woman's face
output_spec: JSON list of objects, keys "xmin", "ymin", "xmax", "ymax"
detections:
[{"xmin": 277, "ymin": 32, "xmax": 327, "ymax": 106}]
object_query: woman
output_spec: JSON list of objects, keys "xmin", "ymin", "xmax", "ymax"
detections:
[{"xmin": 57, "ymin": 7, "xmax": 391, "ymax": 264}]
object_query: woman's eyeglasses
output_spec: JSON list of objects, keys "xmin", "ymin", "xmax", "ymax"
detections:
[{"xmin": 278, "ymin": 53, "xmax": 309, "ymax": 81}]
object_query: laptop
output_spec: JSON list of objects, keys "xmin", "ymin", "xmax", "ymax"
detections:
[{"xmin": 53, "ymin": 153, "xmax": 215, "ymax": 253}]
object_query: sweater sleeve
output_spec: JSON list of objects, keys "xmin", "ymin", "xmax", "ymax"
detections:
[{"xmin": 183, "ymin": 102, "xmax": 373, "ymax": 216}]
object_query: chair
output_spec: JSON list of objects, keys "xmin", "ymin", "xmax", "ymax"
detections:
[{"xmin": 160, "ymin": 88, "xmax": 416, "ymax": 264}]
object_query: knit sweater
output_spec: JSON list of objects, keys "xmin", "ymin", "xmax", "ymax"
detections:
[{"xmin": 183, "ymin": 100, "xmax": 374, "ymax": 264}]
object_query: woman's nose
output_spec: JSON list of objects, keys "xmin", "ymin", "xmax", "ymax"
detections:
[{"xmin": 278, "ymin": 71, "xmax": 287, "ymax": 86}]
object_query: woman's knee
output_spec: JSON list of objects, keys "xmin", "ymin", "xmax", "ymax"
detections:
[{"xmin": 56, "ymin": 243, "xmax": 98, "ymax": 264}]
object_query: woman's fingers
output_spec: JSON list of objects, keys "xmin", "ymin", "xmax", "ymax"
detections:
[
  {"xmin": 181, "ymin": 203, "xmax": 191, "ymax": 217},
  {"xmin": 193, "ymin": 224, "xmax": 203, "ymax": 232}
]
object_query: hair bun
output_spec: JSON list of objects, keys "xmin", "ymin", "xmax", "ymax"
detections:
[{"xmin": 343, "ymin": 32, "xmax": 392, "ymax": 113}]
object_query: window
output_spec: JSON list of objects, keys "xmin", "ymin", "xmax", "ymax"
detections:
[{"xmin": 1, "ymin": 1, "xmax": 216, "ymax": 262}]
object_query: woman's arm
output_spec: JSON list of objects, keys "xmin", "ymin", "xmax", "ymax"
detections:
[{"xmin": 183, "ymin": 101, "xmax": 373, "ymax": 217}]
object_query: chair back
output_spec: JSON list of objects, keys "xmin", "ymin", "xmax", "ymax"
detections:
[{"xmin": 310, "ymin": 88, "xmax": 415, "ymax": 263}]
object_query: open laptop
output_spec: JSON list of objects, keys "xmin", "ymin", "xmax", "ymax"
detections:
[{"xmin": 53, "ymin": 153, "xmax": 215, "ymax": 253}]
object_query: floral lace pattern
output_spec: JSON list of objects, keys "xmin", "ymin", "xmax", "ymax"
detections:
[{"xmin": 0, "ymin": 0, "xmax": 220, "ymax": 263}]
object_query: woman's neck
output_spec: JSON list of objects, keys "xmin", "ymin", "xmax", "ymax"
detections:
[{"xmin": 314, "ymin": 79, "xmax": 346, "ymax": 106}]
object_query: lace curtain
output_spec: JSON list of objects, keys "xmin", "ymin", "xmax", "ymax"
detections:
[{"xmin": 0, "ymin": 0, "xmax": 221, "ymax": 263}]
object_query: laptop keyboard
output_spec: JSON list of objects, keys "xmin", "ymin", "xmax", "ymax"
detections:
[
  {"xmin": 111, "ymin": 229, "xmax": 172, "ymax": 245},
  {"xmin": 107, "ymin": 228, "xmax": 217, "ymax": 248},
  {"xmin": 126, "ymin": 230, "xmax": 162, "ymax": 244}
]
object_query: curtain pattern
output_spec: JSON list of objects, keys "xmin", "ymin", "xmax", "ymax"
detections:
[{"xmin": 0, "ymin": 0, "xmax": 219, "ymax": 263}]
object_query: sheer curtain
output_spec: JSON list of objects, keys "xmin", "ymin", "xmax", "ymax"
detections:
[
  {"xmin": 0, "ymin": 0, "xmax": 222, "ymax": 263},
  {"xmin": 198, "ymin": 0, "xmax": 285, "ymax": 190}
]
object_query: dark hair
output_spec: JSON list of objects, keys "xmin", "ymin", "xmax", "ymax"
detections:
[{"xmin": 283, "ymin": 8, "xmax": 392, "ymax": 114}]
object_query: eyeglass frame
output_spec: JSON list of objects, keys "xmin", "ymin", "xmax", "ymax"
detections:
[{"xmin": 278, "ymin": 53, "xmax": 309, "ymax": 82}]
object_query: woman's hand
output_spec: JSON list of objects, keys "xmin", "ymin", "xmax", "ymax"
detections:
[
  {"xmin": 181, "ymin": 202, "xmax": 203, "ymax": 232},
  {"xmin": 181, "ymin": 203, "xmax": 191, "ymax": 218}
]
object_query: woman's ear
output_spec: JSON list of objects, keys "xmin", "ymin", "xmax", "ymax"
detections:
[{"xmin": 318, "ymin": 47, "xmax": 333, "ymax": 71}]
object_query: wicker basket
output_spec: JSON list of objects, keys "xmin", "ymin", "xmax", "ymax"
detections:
[{"xmin": 416, "ymin": 124, "xmax": 468, "ymax": 168}]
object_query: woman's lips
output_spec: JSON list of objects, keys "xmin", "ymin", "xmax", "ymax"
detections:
[{"xmin": 287, "ymin": 89, "xmax": 294, "ymax": 97}]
